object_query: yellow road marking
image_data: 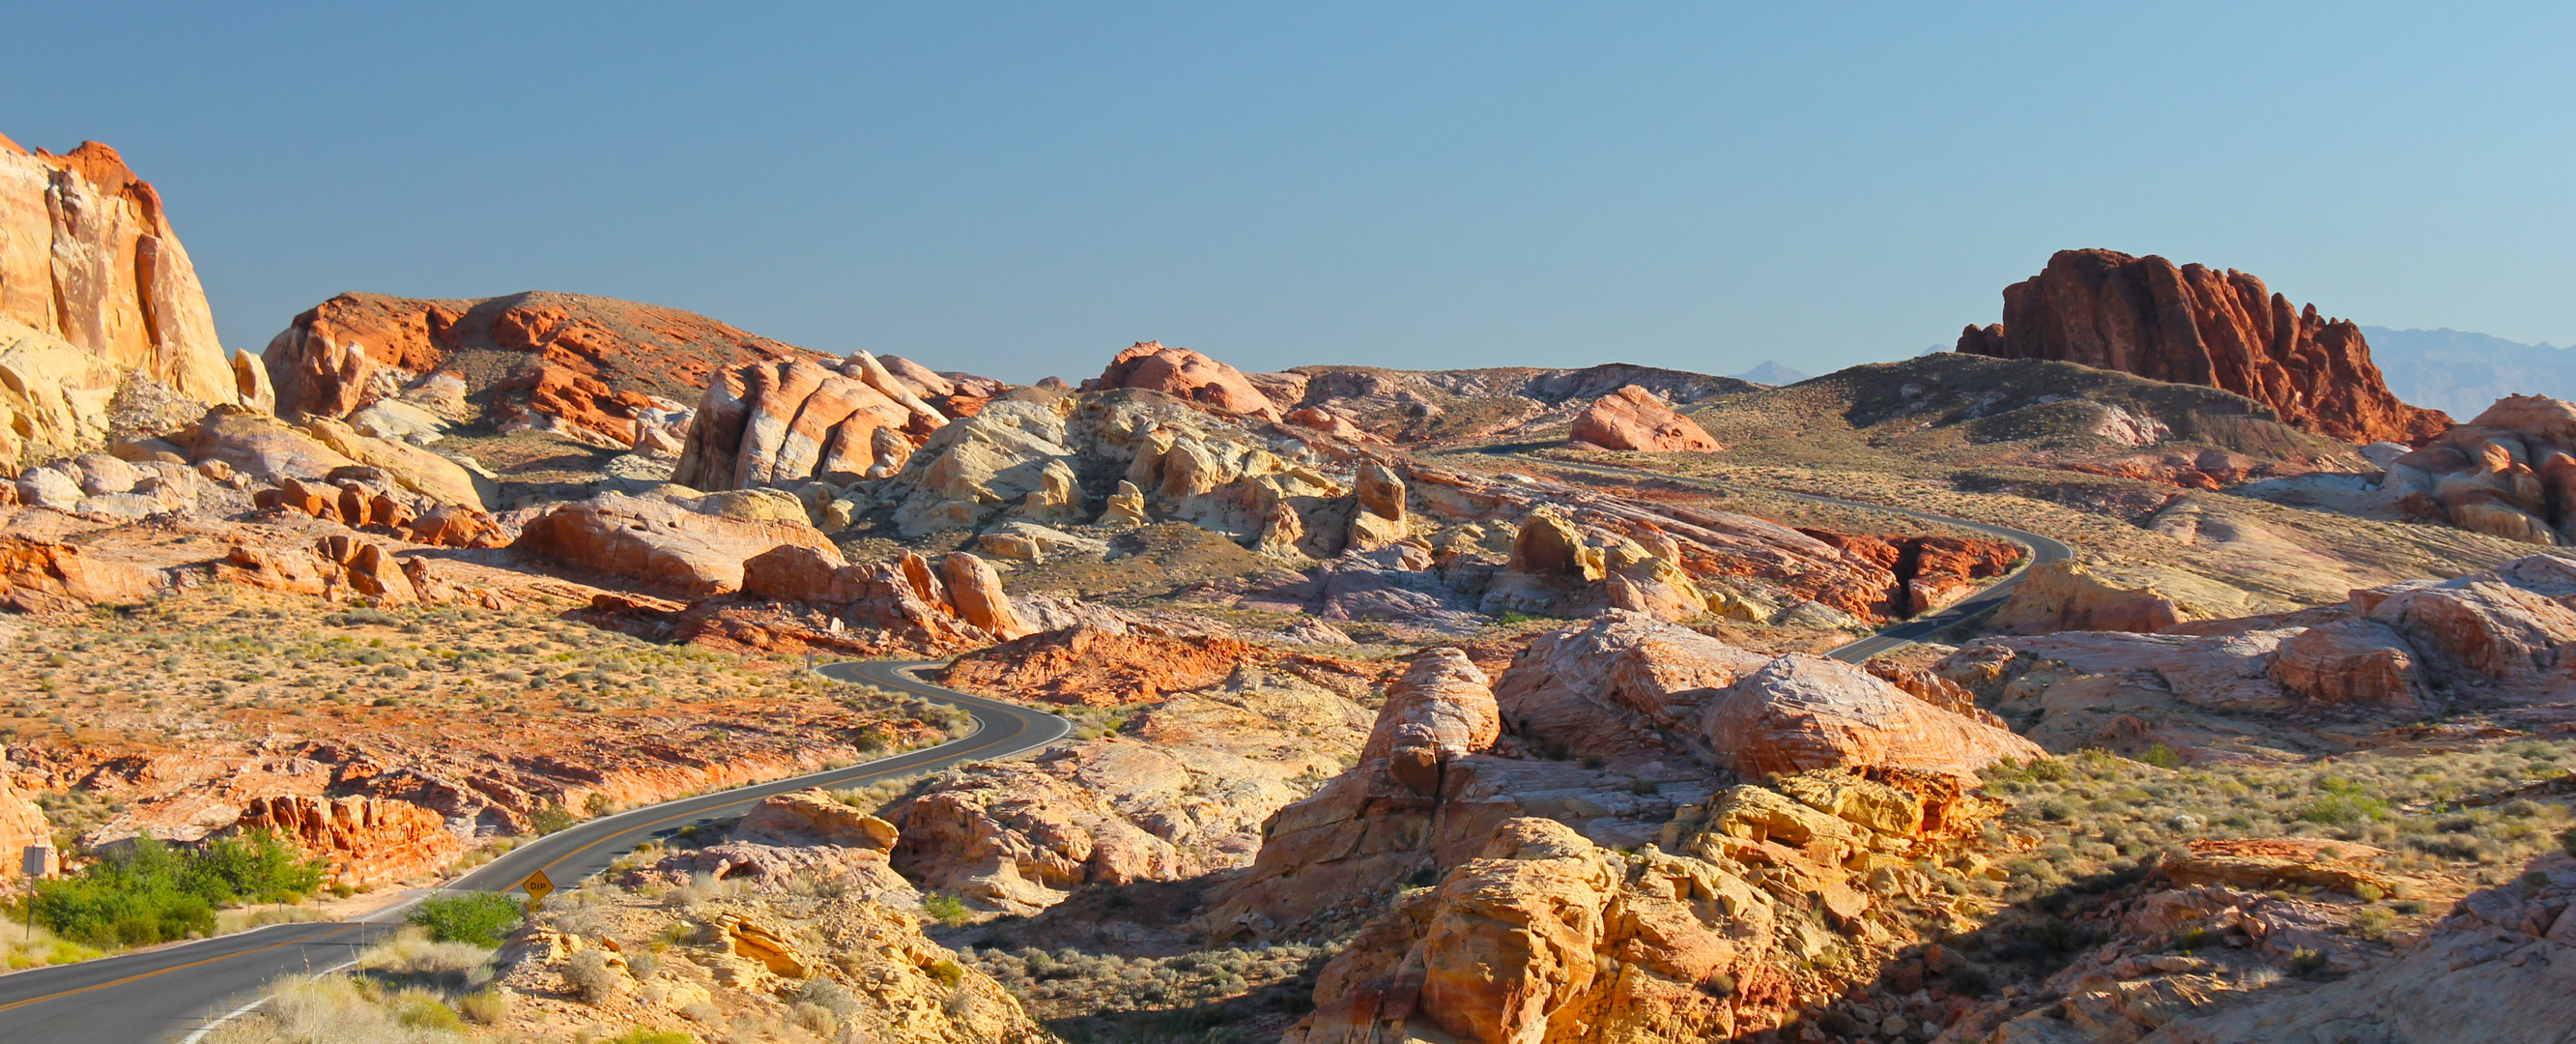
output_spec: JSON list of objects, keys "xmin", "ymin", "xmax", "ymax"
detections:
[{"xmin": 0, "ymin": 923, "xmax": 362, "ymax": 1014}]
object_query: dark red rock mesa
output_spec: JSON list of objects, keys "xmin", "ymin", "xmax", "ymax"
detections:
[{"xmin": 1956, "ymin": 249, "xmax": 2450, "ymax": 445}]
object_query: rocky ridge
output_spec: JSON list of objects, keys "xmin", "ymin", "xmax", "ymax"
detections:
[{"xmin": 1957, "ymin": 249, "xmax": 2449, "ymax": 445}]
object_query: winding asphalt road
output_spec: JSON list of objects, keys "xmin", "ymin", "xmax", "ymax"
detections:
[
  {"xmin": 0, "ymin": 660, "xmax": 1066, "ymax": 1044},
  {"xmin": 1476, "ymin": 450, "xmax": 2075, "ymax": 661}
]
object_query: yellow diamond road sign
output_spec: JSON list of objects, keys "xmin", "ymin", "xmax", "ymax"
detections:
[{"xmin": 521, "ymin": 869, "xmax": 555, "ymax": 909}]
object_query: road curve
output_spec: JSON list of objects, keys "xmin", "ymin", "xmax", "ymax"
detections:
[
  {"xmin": 1475, "ymin": 450, "xmax": 2075, "ymax": 661},
  {"xmin": 0, "ymin": 660, "xmax": 1066, "ymax": 1044}
]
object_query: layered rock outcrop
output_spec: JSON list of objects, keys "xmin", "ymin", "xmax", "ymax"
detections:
[
  {"xmin": 1567, "ymin": 384, "xmax": 1722, "ymax": 451},
  {"xmin": 1278, "ymin": 769, "xmax": 2011, "ymax": 1043},
  {"xmin": 1957, "ymin": 249, "xmax": 2449, "ymax": 445},
  {"xmin": 1084, "ymin": 341, "xmax": 1279, "ymax": 420},
  {"xmin": 1988, "ymin": 560, "xmax": 2188, "ymax": 634},
  {"xmin": 733, "ymin": 546, "xmax": 1030, "ymax": 647},
  {"xmin": 234, "ymin": 794, "xmax": 464, "ymax": 887},
  {"xmin": 1943, "ymin": 553, "xmax": 2576, "ymax": 759},
  {"xmin": 1, "ymin": 134, "xmax": 266, "ymax": 473},
  {"xmin": 2148, "ymin": 852, "xmax": 2576, "ymax": 1044},
  {"xmin": 0, "ymin": 135, "xmax": 240, "ymax": 409},
  {"xmin": 512, "ymin": 493, "xmax": 841, "ymax": 595},
  {"xmin": 888, "ymin": 663, "xmax": 1376, "ymax": 916},
  {"xmin": 1206, "ymin": 617, "xmax": 2037, "ymax": 949},
  {"xmin": 0, "ymin": 535, "xmax": 161, "ymax": 613},
  {"xmin": 2379, "ymin": 393, "xmax": 2576, "ymax": 544},
  {"xmin": 263, "ymin": 291, "xmax": 830, "ymax": 450},
  {"xmin": 673, "ymin": 354, "xmax": 951, "ymax": 489}
]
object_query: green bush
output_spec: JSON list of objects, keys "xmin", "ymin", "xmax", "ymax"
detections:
[
  {"xmin": 924, "ymin": 893, "xmax": 970, "ymax": 927},
  {"xmin": 529, "ymin": 803, "xmax": 579, "ymax": 835},
  {"xmin": 405, "ymin": 891, "xmax": 523, "ymax": 947},
  {"xmin": 32, "ymin": 831, "xmax": 326, "ymax": 949}
]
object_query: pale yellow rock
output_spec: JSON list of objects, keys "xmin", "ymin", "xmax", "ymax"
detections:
[
  {"xmin": 299, "ymin": 417, "xmax": 495, "ymax": 509},
  {"xmin": 0, "ymin": 316, "xmax": 121, "ymax": 473}
]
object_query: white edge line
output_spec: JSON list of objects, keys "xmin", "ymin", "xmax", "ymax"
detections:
[{"xmin": 177, "ymin": 953, "xmax": 362, "ymax": 1044}]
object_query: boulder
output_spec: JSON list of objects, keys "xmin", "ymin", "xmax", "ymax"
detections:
[
  {"xmin": 1956, "ymin": 249, "xmax": 2450, "ymax": 444},
  {"xmin": 940, "ymin": 552, "xmax": 1031, "ymax": 640},
  {"xmin": 1701, "ymin": 653, "xmax": 2047, "ymax": 783},
  {"xmin": 1083, "ymin": 340, "xmax": 1280, "ymax": 420},
  {"xmin": 0, "ymin": 536, "xmax": 160, "ymax": 612},
  {"xmin": 732, "ymin": 789, "xmax": 899, "ymax": 853},
  {"xmin": 889, "ymin": 759, "xmax": 1199, "ymax": 914},
  {"xmin": 1361, "ymin": 649, "xmax": 1502, "ymax": 797},
  {"xmin": 511, "ymin": 493, "xmax": 843, "ymax": 595},
  {"xmin": 1346, "ymin": 460, "xmax": 1410, "ymax": 552},
  {"xmin": 2267, "ymin": 619, "xmax": 2430, "ymax": 708},
  {"xmin": 1566, "ymin": 384, "xmax": 1722, "ymax": 451},
  {"xmin": 1989, "ymin": 560, "xmax": 2187, "ymax": 634}
]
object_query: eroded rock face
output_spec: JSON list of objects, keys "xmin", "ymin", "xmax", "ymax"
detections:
[
  {"xmin": 1083, "ymin": 341, "xmax": 1280, "ymax": 420},
  {"xmin": 234, "ymin": 794, "xmax": 464, "ymax": 887},
  {"xmin": 1566, "ymin": 384, "xmax": 1722, "ymax": 451},
  {"xmin": 2380, "ymin": 394, "xmax": 2576, "ymax": 544},
  {"xmin": 1957, "ymin": 249, "xmax": 2450, "ymax": 445},
  {"xmin": 0, "ymin": 749, "xmax": 47, "ymax": 881},
  {"xmin": 1700, "ymin": 653, "xmax": 2047, "ymax": 783},
  {"xmin": 0, "ymin": 536, "xmax": 161, "ymax": 613},
  {"xmin": 265, "ymin": 291, "xmax": 819, "ymax": 450},
  {"xmin": 2151, "ymin": 852, "xmax": 2576, "ymax": 1044},
  {"xmin": 1989, "ymin": 560, "xmax": 2187, "ymax": 634},
  {"xmin": 0, "ymin": 135, "xmax": 242, "ymax": 413},
  {"xmin": 512, "ymin": 493, "xmax": 842, "ymax": 595},
  {"xmin": 1256, "ymin": 362, "xmax": 1754, "ymax": 445},
  {"xmin": 1282, "ymin": 765, "xmax": 2012, "ymax": 1044},
  {"xmin": 673, "ymin": 354, "xmax": 949, "ymax": 490}
]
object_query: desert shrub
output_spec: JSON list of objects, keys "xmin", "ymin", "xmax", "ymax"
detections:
[
  {"xmin": 2348, "ymin": 906, "xmax": 2397, "ymax": 942},
  {"xmin": 2287, "ymin": 946, "xmax": 2330, "ymax": 975},
  {"xmin": 565, "ymin": 949, "xmax": 621, "ymax": 1004},
  {"xmin": 924, "ymin": 893, "xmax": 971, "ymax": 927},
  {"xmin": 405, "ymin": 891, "xmax": 523, "ymax": 947},
  {"xmin": 529, "ymin": 803, "xmax": 579, "ymax": 835},
  {"xmin": 387, "ymin": 988, "xmax": 463, "ymax": 1030},
  {"xmin": 457, "ymin": 987, "xmax": 511, "ymax": 1025},
  {"xmin": 795, "ymin": 975, "xmax": 859, "ymax": 1017},
  {"xmin": 33, "ymin": 831, "xmax": 325, "ymax": 948}
]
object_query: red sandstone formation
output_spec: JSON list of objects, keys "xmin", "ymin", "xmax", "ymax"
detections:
[
  {"xmin": 939, "ymin": 627, "xmax": 1257, "ymax": 707},
  {"xmin": 1082, "ymin": 341, "xmax": 1280, "ymax": 420},
  {"xmin": 511, "ymin": 493, "xmax": 841, "ymax": 596},
  {"xmin": 1566, "ymin": 384, "xmax": 1722, "ymax": 451},
  {"xmin": 263, "ymin": 291, "xmax": 822, "ymax": 449},
  {"xmin": 0, "ymin": 536, "xmax": 160, "ymax": 613},
  {"xmin": 235, "ymin": 794, "xmax": 465, "ymax": 887},
  {"xmin": 1957, "ymin": 249, "xmax": 2449, "ymax": 444}
]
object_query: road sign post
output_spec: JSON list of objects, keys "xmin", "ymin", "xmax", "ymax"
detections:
[{"xmin": 521, "ymin": 869, "xmax": 554, "ymax": 917}]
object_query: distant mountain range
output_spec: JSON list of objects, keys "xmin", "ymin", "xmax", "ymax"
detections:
[
  {"xmin": 1732, "ymin": 360, "xmax": 1811, "ymax": 385},
  {"xmin": 2362, "ymin": 327, "xmax": 2576, "ymax": 419}
]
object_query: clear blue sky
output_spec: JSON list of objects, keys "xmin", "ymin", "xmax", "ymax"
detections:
[{"xmin": 6, "ymin": 3, "xmax": 2570, "ymax": 383}]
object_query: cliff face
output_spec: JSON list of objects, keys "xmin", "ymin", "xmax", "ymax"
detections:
[
  {"xmin": 0, "ymin": 133, "xmax": 249, "ymax": 473},
  {"xmin": 1957, "ymin": 249, "xmax": 2450, "ymax": 445}
]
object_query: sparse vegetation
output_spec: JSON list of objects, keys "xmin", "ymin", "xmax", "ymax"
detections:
[
  {"xmin": 405, "ymin": 892, "xmax": 523, "ymax": 948},
  {"xmin": 30, "ymin": 831, "xmax": 325, "ymax": 949}
]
